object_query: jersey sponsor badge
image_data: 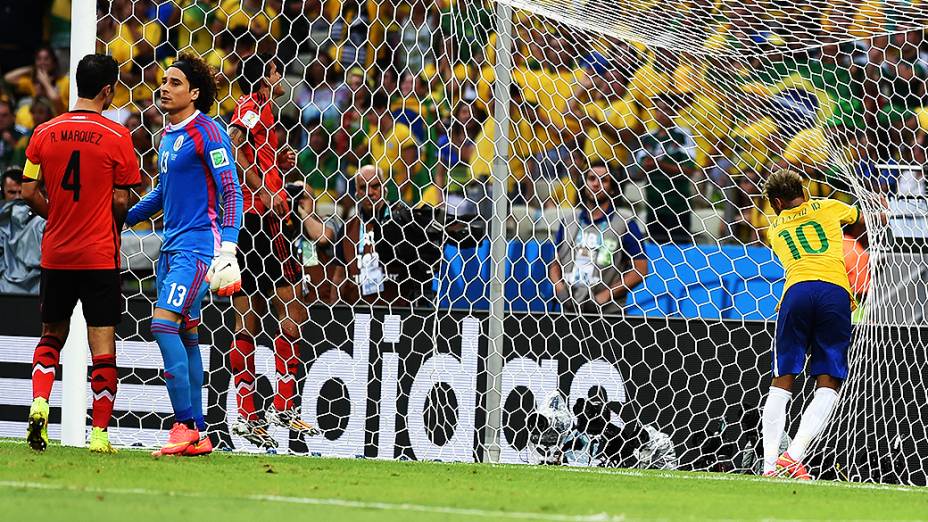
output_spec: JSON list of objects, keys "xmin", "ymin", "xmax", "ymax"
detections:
[
  {"xmin": 173, "ymin": 135, "xmax": 185, "ymax": 151},
  {"xmin": 241, "ymin": 110, "xmax": 260, "ymax": 129},
  {"xmin": 210, "ymin": 148, "xmax": 230, "ymax": 168}
]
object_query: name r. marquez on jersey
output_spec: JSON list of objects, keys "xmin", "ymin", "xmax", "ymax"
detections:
[{"xmin": 48, "ymin": 129, "xmax": 104, "ymax": 145}]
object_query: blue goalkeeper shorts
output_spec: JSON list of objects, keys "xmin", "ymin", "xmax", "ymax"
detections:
[
  {"xmin": 155, "ymin": 251, "xmax": 210, "ymax": 328},
  {"xmin": 773, "ymin": 280, "xmax": 852, "ymax": 380}
]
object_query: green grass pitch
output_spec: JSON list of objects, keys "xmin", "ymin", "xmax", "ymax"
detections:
[{"xmin": 1, "ymin": 441, "xmax": 926, "ymax": 521}]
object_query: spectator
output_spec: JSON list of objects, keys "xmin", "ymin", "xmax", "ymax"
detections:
[
  {"xmin": 4, "ymin": 46, "xmax": 69, "ymax": 120},
  {"xmin": 177, "ymin": 0, "xmax": 225, "ymax": 55},
  {"xmin": 0, "ymin": 99, "xmax": 23, "ymax": 172},
  {"xmin": 213, "ymin": 29, "xmax": 257, "ymax": 117},
  {"xmin": 432, "ymin": 104, "xmax": 477, "ymax": 209},
  {"xmin": 637, "ymin": 95, "xmax": 697, "ymax": 243},
  {"xmin": 366, "ymin": 92, "xmax": 420, "ymax": 205},
  {"xmin": 328, "ymin": 0, "xmax": 375, "ymax": 71},
  {"xmin": 128, "ymin": 52, "xmax": 163, "ymax": 112},
  {"xmin": 216, "ymin": 0, "xmax": 282, "ymax": 42},
  {"xmin": 12, "ymin": 97, "xmax": 56, "ymax": 168},
  {"xmin": 333, "ymin": 66, "xmax": 367, "ymax": 112},
  {"xmin": 0, "ymin": 167, "xmax": 43, "ymax": 294},
  {"xmin": 729, "ymin": 168, "xmax": 766, "ymax": 245},
  {"xmin": 2, "ymin": 167, "xmax": 22, "ymax": 201},
  {"xmin": 395, "ymin": 0, "xmax": 436, "ymax": 76},
  {"xmin": 124, "ymin": 111, "xmax": 158, "ymax": 192},
  {"xmin": 391, "ymin": 71, "xmax": 432, "ymax": 144},
  {"xmin": 297, "ymin": 122, "xmax": 341, "ymax": 201},
  {"xmin": 571, "ymin": 66, "xmax": 641, "ymax": 174},
  {"xmin": 294, "ymin": 57, "xmax": 340, "ymax": 126},
  {"xmin": 549, "ymin": 160, "xmax": 648, "ymax": 315},
  {"xmin": 335, "ymin": 165, "xmax": 405, "ymax": 306},
  {"xmin": 290, "ymin": 182, "xmax": 343, "ymax": 305},
  {"xmin": 880, "ymin": 31, "xmax": 928, "ymax": 112}
]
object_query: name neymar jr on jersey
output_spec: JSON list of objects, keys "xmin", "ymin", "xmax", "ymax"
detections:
[{"xmin": 769, "ymin": 201, "xmax": 822, "ymax": 228}]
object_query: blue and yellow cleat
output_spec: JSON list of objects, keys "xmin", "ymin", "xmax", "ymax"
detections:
[
  {"xmin": 88, "ymin": 427, "xmax": 117, "ymax": 454},
  {"xmin": 26, "ymin": 397, "xmax": 49, "ymax": 452}
]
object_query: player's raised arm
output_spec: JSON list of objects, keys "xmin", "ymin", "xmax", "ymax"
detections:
[
  {"xmin": 112, "ymin": 132, "xmax": 142, "ymax": 228},
  {"xmin": 125, "ymin": 181, "xmax": 163, "ymax": 227}
]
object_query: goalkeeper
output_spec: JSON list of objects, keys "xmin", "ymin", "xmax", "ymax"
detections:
[
  {"xmin": 125, "ymin": 53, "xmax": 243, "ymax": 457},
  {"xmin": 760, "ymin": 169, "xmax": 861, "ymax": 479}
]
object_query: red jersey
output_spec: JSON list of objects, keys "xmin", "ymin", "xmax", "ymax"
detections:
[
  {"xmin": 230, "ymin": 92, "xmax": 284, "ymax": 215},
  {"xmin": 24, "ymin": 111, "xmax": 141, "ymax": 270}
]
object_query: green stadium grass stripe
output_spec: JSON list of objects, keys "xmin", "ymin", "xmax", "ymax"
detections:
[
  {"xmin": 489, "ymin": 463, "xmax": 928, "ymax": 494},
  {"xmin": 0, "ymin": 480, "xmax": 625, "ymax": 521}
]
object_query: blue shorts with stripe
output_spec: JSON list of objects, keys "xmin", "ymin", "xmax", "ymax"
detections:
[
  {"xmin": 155, "ymin": 251, "xmax": 210, "ymax": 328},
  {"xmin": 774, "ymin": 280, "xmax": 852, "ymax": 380}
]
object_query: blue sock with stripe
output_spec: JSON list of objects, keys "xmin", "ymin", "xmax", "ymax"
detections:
[
  {"xmin": 180, "ymin": 329, "xmax": 205, "ymax": 431},
  {"xmin": 151, "ymin": 318, "xmax": 193, "ymax": 424}
]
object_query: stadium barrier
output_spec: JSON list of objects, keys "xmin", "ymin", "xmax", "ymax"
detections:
[{"xmin": 1, "ymin": 294, "xmax": 924, "ymax": 482}]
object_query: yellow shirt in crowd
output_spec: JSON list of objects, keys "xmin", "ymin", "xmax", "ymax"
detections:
[{"xmin": 369, "ymin": 123, "xmax": 418, "ymax": 200}]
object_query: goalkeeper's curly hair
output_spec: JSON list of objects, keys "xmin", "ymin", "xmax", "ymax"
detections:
[
  {"xmin": 763, "ymin": 168, "xmax": 805, "ymax": 204},
  {"xmin": 175, "ymin": 52, "xmax": 218, "ymax": 114}
]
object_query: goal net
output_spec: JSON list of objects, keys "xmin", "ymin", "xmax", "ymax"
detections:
[{"xmin": 7, "ymin": 0, "xmax": 919, "ymax": 483}]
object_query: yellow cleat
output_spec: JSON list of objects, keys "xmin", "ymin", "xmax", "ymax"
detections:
[
  {"xmin": 88, "ymin": 427, "xmax": 117, "ymax": 454},
  {"xmin": 26, "ymin": 397, "xmax": 49, "ymax": 452}
]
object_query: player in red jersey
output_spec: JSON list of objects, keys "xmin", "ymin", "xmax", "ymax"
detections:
[
  {"xmin": 226, "ymin": 53, "xmax": 318, "ymax": 448},
  {"xmin": 20, "ymin": 54, "xmax": 141, "ymax": 453}
]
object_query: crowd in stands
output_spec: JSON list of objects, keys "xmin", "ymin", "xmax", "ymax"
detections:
[{"xmin": 1, "ymin": 0, "xmax": 908, "ymax": 307}]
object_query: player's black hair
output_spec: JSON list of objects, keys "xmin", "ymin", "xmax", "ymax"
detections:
[
  {"xmin": 764, "ymin": 168, "xmax": 805, "ymax": 204},
  {"xmin": 171, "ymin": 52, "xmax": 218, "ymax": 114},
  {"xmin": 370, "ymin": 90, "xmax": 390, "ymax": 112},
  {"xmin": 237, "ymin": 53, "xmax": 284, "ymax": 94},
  {"xmin": 75, "ymin": 54, "xmax": 118, "ymax": 99},
  {"xmin": 2, "ymin": 166, "xmax": 23, "ymax": 185}
]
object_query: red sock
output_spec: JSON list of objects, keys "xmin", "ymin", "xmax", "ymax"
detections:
[
  {"xmin": 230, "ymin": 333, "xmax": 258, "ymax": 421},
  {"xmin": 90, "ymin": 354, "xmax": 117, "ymax": 430},
  {"xmin": 32, "ymin": 335, "xmax": 63, "ymax": 400},
  {"xmin": 274, "ymin": 335, "xmax": 300, "ymax": 411}
]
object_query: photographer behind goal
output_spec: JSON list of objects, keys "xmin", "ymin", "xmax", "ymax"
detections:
[
  {"xmin": 332, "ymin": 165, "xmax": 484, "ymax": 306},
  {"xmin": 526, "ymin": 389, "xmax": 677, "ymax": 469}
]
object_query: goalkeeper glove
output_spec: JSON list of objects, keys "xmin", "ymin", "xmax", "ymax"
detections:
[{"xmin": 206, "ymin": 241, "xmax": 242, "ymax": 297}]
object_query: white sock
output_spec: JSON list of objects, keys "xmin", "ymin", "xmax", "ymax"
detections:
[
  {"xmin": 786, "ymin": 387, "xmax": 839, "ymax": 462},
  {"xmin": 762, "ymin": 387, "xmax": 792, "ymax": 473}
]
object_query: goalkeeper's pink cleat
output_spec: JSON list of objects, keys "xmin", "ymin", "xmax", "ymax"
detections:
[
  {"xmin": 775, "ymin": 453, "xmax": 812, "ymax": 480},
  {"xmin": 183, "ymin": 434, "xmax": 214, "ymax": 456},
  {"xmin": 157, "ymin": 423, "xmax": 200, "ymax": 456}
]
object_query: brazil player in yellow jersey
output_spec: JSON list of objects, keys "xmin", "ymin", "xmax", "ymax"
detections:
[{"xmin": 761, "ymin": 169, "xmax": 862, "ymax": 480}]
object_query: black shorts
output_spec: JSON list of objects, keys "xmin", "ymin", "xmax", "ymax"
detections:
[
  {"xmin": 40, "ymin": 269, "xmax": 122, "ymax": 327},
  {"xmin": 236, "ymin": 212, "xmax": 302, "ymax": 296}
]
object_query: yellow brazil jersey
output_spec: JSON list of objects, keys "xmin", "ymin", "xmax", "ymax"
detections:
[
  {"xmin": 370, "ymin": 122, "xmax": 419, "ymax": 201},
  {"xmin": 767, "ymin": 199, "xmax": 861, "ymax": 308}
]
